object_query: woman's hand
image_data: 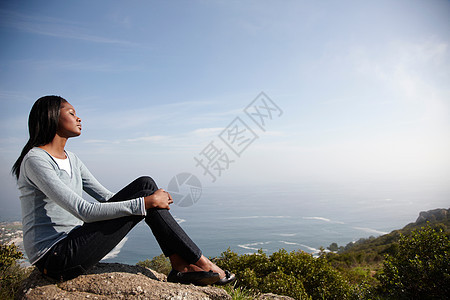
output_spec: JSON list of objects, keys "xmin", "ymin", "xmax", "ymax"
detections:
[{"xmin": 144, "ymin": 189, "xmax": 173, "ymax": 210}]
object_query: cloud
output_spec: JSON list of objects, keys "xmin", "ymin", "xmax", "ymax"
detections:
[
  {"xmin": 351, "ymin": 39, "xmax": 449, "ymax": 125},
  {"xmin": 0, "ymin": 9, "xmax": 136, "ymax": 46},
  {"xmin": 12, "ymin": 58, "xmax": 141, "ymax": 73},
  {"xmin": 126, "ymin": 135, "xmax": 167, "ymax": 143},
  {"xmin": 82, "ymin": 136, "xmax": 170, "ymax": 145},
  {"xmin": 191, "ymin": 127, "xmax": 224, "ymax": 137},
  {"xmin": 82, "ymin": 139, "xmax": 120, "ymax": 144},
  {"xmin": 263, "ymin": 130, "xmax": 286, "ymax": 137}
]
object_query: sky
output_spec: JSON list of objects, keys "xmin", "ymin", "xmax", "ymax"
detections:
[{"xmin": 0, "ymin": 0, "xmax": 449, "ymax": 220}]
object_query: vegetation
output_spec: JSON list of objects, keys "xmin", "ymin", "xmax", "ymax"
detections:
[
  {"xmin": 208, "ymin": 221, "xmax": 448, "ymax": 299},
  {"xmin": 208, "ymin": 209, "xmax": 449, "ymax": 299},
  {"xmin": 220, "ymin": 284, "xmax": 257, "ymax": 300},
  {"xmin": 323, "ymin": 210, "xmax": 448, "ymax": 271},
  {"xmin": 377, "ymin": 226, "xmax": 449, "ymax": 299},
  {"xmin": 1, "ymin": 208, "xmax": 447, "ymax": 300},
  {"xmin": 0, "ymin": 242, "xmax": 30, "ymax": 300},
  {"xmin": 323, "ymin": 209, "xmax": 449, "ymax": 299},
  {"xmin": 214, "ymin": 248, "xmax": 355, "ymax": 299},
  {"xmin": 136, "ymin": 253, "xmax": 172, "ymax": 275}
]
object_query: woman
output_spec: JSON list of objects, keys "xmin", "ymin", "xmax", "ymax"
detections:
[{"xmin": 12, "ymin": 95, "xmax": 235, "ymax": 285}]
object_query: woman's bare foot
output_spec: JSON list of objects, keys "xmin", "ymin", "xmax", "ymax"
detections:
[
  {"xmin": 169, "ymin": 254, "xmax": 204, "ymax": 273},
  {"xmin": 169, "ymin": 254, "xmax": 226, "ymax": 279}
]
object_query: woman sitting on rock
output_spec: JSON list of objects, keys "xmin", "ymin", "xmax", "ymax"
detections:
[{"xmin": 12, "ymin": 95, "xmax": 235, "ymax": 286}]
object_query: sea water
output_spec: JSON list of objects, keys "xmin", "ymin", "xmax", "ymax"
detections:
[{"xmin": 101, "ymin": 181, "xmax": 448, "ymax": 264}]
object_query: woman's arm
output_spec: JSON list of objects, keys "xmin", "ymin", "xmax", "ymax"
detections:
[
  {"xmin": 22, "ymin": 156, "xmax": 146, "ymax": 223},
  {"xmin": 77, "ymin": 155, "xmax": 172, "ymax": 210},
  {"xmin": 77, "ymin": 156, "xmax": 115, "ymax": 202},
  {"xmin": 75, "ymin": 153, "xmax": 173, "ymax": 210}
]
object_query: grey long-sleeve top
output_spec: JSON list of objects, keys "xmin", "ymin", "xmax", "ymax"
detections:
[{"xmin": 18, "ymin": 147, "xmax": 147, "ymax": 264}]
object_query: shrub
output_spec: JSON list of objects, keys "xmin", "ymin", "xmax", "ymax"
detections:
[
  {"xmin": 0, "ymin": 242, "xmax": 30, "ymax": 300},
  {"xmin": 214, "ymin": 248, "xmax": 355, "ymax": 299},
  {"xmin": 261, "ymin": 269, "xmax": 311, "ymax": 299},
  {"xmin": 137, "ymin": 253, "xmax": 171, "ymax": 275},
  {"xmin": 377, "ymin": 225, "xmax": 450, "ymax": 299}
]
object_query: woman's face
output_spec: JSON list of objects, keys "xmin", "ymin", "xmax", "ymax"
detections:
[{"xmin": 57, "ymin": 102, "xmax": 82, "ymax": 138}]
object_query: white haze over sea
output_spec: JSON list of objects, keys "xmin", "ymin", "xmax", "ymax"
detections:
[{"xmin": 99, "ymin": 181, "xmax": 448, "ymax": 265}]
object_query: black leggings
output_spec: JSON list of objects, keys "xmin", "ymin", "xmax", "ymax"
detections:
[{"xmin": 35, "ymin": 176, "xmax": 202, "ymax": 280}]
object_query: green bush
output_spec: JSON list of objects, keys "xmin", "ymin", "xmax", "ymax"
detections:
[
  {"xmin": 220, "ymin": 284, "xmax": 258, "ymax": 300},
  {"xmin": 0, "ymin": 242, "xmax": 30, "ymax": 300},
  {"xmin": 261, "ymin": 269, "xmax": 311, "ymax": 299},
  {"xmin": 214, "ymin": 248, "xmax": 355, "ymax": 299},
  {"xmin": 137, "ymin": 253, "xmax": 172, "ymax": 275},
  {"xmin": 377, "ymin": 225, "xmax": 450, "ymax": 299}
]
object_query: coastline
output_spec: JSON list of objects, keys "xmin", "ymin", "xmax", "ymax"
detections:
[
  {"xmin": 0, "ymin": 221, "xmax": 28, "ymax": 266},
  {"xmin": 0, "ymin": 221, "xmax": 23, "ymax": 246}
]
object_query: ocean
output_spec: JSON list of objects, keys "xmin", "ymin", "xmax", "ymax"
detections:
[{"xmin": 99, "ymin": 181, "xmax": 447, "ymax": 264}]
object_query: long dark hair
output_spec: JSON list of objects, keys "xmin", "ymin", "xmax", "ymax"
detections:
[{"xmin": 12, "ymin": 95, "xmax": 67, "ymax": 179}]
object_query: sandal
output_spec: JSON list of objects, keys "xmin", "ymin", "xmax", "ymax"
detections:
[
  {"xmin": 167, "ymin": 269, "xmax": 220, "ymax": 286},
  {"xmin": 215, "ymin": 270, "xmax": 236, "ymax": 285}
]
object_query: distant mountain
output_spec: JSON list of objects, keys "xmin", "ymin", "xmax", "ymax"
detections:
[
  {"xmin": 324, "ymin": 208, "xmax": 449, "ymax": 267},
  {"xmin": 409, "ymin": 208, "xmax": 449, "ymax": 227}
]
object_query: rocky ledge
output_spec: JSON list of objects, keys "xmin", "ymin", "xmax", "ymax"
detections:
[{"xmin": 18, "ymin": 263, "xmax": 293, "ymax": 300}]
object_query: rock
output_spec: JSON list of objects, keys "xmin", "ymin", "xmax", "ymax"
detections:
[
  {"xmin": 415, "ymin": 208, "xmax": 449, "ymax": 224},
  {"xmin": 18, "ymin": 262, "xmax": 231, "ymax": 300}
]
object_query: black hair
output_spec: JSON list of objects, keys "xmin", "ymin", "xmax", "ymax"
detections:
[{"xmin": 12, "ymin": 95, "xmax": 67, "ymax": 179}]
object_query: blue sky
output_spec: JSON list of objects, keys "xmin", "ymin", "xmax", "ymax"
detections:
[{"xmin": 1, "ymin": 0, "xmax": 449, "ymax": 219}]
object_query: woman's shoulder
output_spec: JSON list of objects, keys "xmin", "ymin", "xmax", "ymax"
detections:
[
  {"xmin": 24, "ymin": 148, "xmax": 83, "ymax": 168},
  {"xmin": 21, "ymin": 148, "xmax": 56, "ymax": 175},
  {"xmin": 26, "ymin": 147, "xmax": 51, "ymax": 160},
  {"xmin": 25, "ymin": 148, "xmax": 79, "ymax": 165}
]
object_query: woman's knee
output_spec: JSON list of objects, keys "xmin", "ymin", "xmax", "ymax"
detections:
[{"xmin": 134, "ymin": 176, "xmax": 158, "ymax": 189}]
